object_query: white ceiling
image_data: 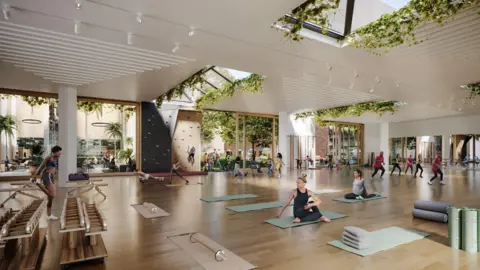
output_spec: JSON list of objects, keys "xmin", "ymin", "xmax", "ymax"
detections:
[{"xmin": 0, "ymin": 0, "xmax": 479, "ymax": 123}]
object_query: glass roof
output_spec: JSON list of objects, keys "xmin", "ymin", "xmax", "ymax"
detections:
[{"xmin": 382, "ymin": 0, "xmax": 412, "ymax": 10}]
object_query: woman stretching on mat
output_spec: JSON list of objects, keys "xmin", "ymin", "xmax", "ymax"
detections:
[
  {"xmin": 277, "ymin": 175, "xmax": 331, "ymax": 223},
  {"xmin": 138, "ymin": 172, "xmax": 165, "ymax": 184},
  {"xmin": 405, "ymin": 155, "xmax": 414, "ymax": 174},
  {"xmin": 344, "ymin": 169, "xmax": 379, "ymax": 200},
  {"xmin": 429, "ymin": 152, "xmax": 444, "ymax": 185},
  {"xmin": 390, "ymin": 154, "xmax": 402, "ymax": 176},
  {"xmin": 31, "ymin": 145, "xmax": 62, "ymax": 221},
  {"xmin": 414, "ymin": 154, "xmax": 424, "ymax": 178},
  {"xmin": 172, "ymin": 158, "xmax": 189, "ymax": 184}
]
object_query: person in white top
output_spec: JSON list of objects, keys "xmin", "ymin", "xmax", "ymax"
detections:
[{"xmin": 139, "ymin": 172, "xmax": 165, "ymax": 184}]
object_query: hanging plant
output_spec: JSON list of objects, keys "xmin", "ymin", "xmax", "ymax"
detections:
[
  {"xmin": 296, "ymin": 100, "xmax": 398, "ymax": 125},
  {"xmin": 462, "ymin": 82, "xmax": 480, "ymax": 99},
  {"xmin": 347, "ymin": 0, "xmax": 478, "ymax": 54},
  {"xmin": 21, "ymin": 96, "xmax": 57, "ymax": 107},
  {"xmin": 0, "ymin": 94, "xmax": 15, "ymax": 100},
  {"xmin": 274, "ymin": 0, "xmax": 341, "ymax": 41},
  {"xmin": 109, "ymin": 104, "xmax": 136, "ymax": 121},
  {"xmin": 155, "ymin": 67, "xmax": 208, "ymax": 108},
  {"xmin": 194, "ymin": 74, "xmax": 264, "ymax": 110},
  {"xmin": 77, "ymin": 101, "xmax": 103, "ymax": 115}
]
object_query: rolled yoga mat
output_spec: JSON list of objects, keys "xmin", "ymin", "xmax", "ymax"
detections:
[
  {"xmin": 447, "ymin": 206, "xmax": 462, "ymax": 249},
  {"xmin": 413, "ymin": 200, "xmax": 452, "ymax": 214},
  {"xmin": 461, "ymin": 208, "xmax": 478, "ymax": 253},
  {"xmin": 412, "ymin": 209, "xmax": 448, "ymax": 223}
]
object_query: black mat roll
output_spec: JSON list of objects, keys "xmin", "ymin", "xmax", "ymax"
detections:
[
  {"xmin": 414, "ymin": 200, "xmax": 452, "ymax": 214},
  {"xmin": 412, "ymin": 209, "xmax": 448, "ymax": 223}
]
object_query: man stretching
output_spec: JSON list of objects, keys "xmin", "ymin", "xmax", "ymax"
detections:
[
  {"xmin": 371, "ymin": 151, "xmax": 385, "ymax": 179},
  {"xmin": 429, "ymin": 152, "xmax": 445, "ymax": 185}
]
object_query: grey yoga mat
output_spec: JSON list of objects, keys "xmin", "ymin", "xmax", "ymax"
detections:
[
  {"xmin": 412, "ymin": 209, "xmax": 448, "ymax": 223},
  {"xmin": 447, "ymin": 206, "xmax": 462, "ymax": 249},
  {"xmin": 413, "ymin": 200, "xmax": 452, "ymax": 214}
]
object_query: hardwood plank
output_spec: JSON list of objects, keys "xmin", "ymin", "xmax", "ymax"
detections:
[{"xmin": 60, "ymin": 232, "xmax": 85, "ymax": 265}]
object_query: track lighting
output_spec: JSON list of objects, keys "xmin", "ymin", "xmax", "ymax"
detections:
[
  {"xmin": 75, "ymin": 0, "xmax": 82, "ymax": 10},
  {"xmin": 172, "ymin": 43, "xmax": 180, "ymax": 53},
  {"xmin": 2, "ymin": 4, "xmax": 10, "ymax": 20},
  {"xmin": 136, "ymin": 13, "xmax": 143, "ymax": 24},
  {"xmin": 74, "ymin": 20, "xmax": 80, "ymax": 35},
  {"xmin": 188, "ymin": 28, "xmax": 196, "ymax": 37},
  {"xmin": 127, "ymin": 32, "xmax": 133, "ymax": 45}
]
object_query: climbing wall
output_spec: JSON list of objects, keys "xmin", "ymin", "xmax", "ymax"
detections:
[
  {"xmin": 141, "ymin": 102, "xmax": 172, "ymax": 173},
  {"xmin": 171, "ymin": 110, "xmax": 202, "ymax": 171}
]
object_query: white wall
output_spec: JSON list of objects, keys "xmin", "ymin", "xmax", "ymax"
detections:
[
  {"xmin": 364, "ymin": 122, "xmax": 389, "ymax": 166},
  {"xmin": 390, "ymin": 114, "xmax": 480, "ymax": 137},
  {"xmin": 278, "ymin": 112, "xmax": 315, "ymax": 168}
]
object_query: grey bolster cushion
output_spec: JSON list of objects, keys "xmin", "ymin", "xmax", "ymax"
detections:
[
  {"xmin": 413, "ymin": 200, "xmax": 452, "ymax": 214},
  {"xmin": 412, "ymin": 208, "xmax": 448, "ymax": 223}
]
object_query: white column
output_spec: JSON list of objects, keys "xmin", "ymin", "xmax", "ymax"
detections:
[
  {"xmin": 380, "ymin": 122, "xmax": 389, "ymax": 167},
  {"xmin": 278, "ymin": 112, "xmax": 294, "ymax": 168},
  {"xmin": 442, "ymin": 134, "xmax": 451, "ymax": 163},
  {"xmin": 58, "ymin": 87, "xmax": 77, "ymax": 187}
]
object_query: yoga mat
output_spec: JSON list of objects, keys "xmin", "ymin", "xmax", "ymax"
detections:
[
  {"xmin": 412, "ymin": 209, "xmax": 448, "ymax": 223},
  {"xmin": 200, "ymin": 194, "xmax": 258, "ymax": 203},
  {"xmin": 226, "ymin": 201, "xmax": 291, "ymax": 213},
  {"xmin": 448, "ymin": 206, "xmax": 462, "ymax": 249},
  {"xmin": 169, "ymin": 233, "xmax": 257, "ymax": 270},
  {"xmin": 264, "ymin": 211, "xmax": 346, "ymax": 229},
  {"xmin": 314, "ymin": 189, "xmax": 342, "ymax": 195},
  {"xmin": 478, "ymin": 209, "xmax": 480, "ymax": 252},
  {"xmin": 328, "ymin": 226, "xmax": 430, "ymax": 257},
  {"xmin": 332, "ymin": 196, "xmax": 386, "ymax": 204},
  {"xmin": 462, "ymin": 208, "xmax": 478, "ymax": 253},
  {"xmin": 131, "ymin": 203, "xmax": 170, "ymax": 219},
  {"xmin": 414, "ymin": 200, "xmax": 452, "ymax": 214}
]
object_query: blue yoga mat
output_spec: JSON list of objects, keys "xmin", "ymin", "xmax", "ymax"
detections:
[
  {"xmin": 200, "ymin": 194, "xmax": 258, "ymax": 203},
  {"xmin": 226, "ymin": 201, "xmax": 292, "ymax": 213},
  {"xmin": 328, "ymin": 226, "xmax": 430, "ymax": 256},
  {"xmin": 333, "ymin": 196, "xmax": 387, "ymax": 203},
  {"xmin": 264, "ymin": 211, "xmax": 347, "ymax": 229}
]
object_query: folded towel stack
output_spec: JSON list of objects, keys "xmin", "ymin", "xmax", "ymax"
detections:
[{"xmin": 341, "ymin": 226, "xmax": 371, "ymax": 250}]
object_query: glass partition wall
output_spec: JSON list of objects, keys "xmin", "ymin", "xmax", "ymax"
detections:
[
  {"xmin": 389, "ymin": 136, "xmax": 442, "ymax": 165},
  {"xmin": 0, "ymin": 90, "xmax": 140, "ymax": 178}
]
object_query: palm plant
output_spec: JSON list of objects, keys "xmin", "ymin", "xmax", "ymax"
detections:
[
  {"xmin": 125, "ymin": 137, "xmax": 133, "ymax": 147},
  {"xmin": 118, "ymin": 148, "xmax": 134, "ymax": 163},
  {"xmin": 0, "ymin": 115, "xmax": 17, "ymax": 160},
  {"xmin": 104, "ymin": 122, "xmax": 122, "ymax": 157}
]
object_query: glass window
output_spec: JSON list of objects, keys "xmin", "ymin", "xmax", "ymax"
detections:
[
  {"xmin": 201, "ymin": 70, "xmax": 228, "ymax": 89},
  {"xmin": 382, "ymin": 0, "xmax": 412, "ymax": 10}
]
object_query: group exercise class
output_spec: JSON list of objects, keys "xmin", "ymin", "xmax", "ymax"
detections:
[{"xmin": 0, "ymin": 0, "xmax": 479, "ymax": 269}]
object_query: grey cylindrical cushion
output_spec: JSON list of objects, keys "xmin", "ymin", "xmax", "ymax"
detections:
[
  {"xmin": 414, "ymin": 200, "xmax": 452, "ymax": 214},
  {"xmin": 412, "ymin": 209, "xmax": 448, "ymax": 223}
]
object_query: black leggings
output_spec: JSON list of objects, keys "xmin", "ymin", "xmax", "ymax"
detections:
[
  {"xmin": 372, "ymin": 166, "xmax": 385, "ymax": 178},
  {"xmin": 344, "ymin": 190, "xmax": 376, "ymax": 200},
  {"xmin": 391, "ymin": 163, "xmax": 401, "ymax": 175},
  {"xmin": 294, "ymin": 206, "xmax": 322, "ymax": 222},
  {"xmin": 172, "ymin": 169, "xmax": 189, "ymax": 183},
  {"xmin": 405, "ymin": 164, "xmax": 413, "ymax": 174},
  {"xmin": 430, "ymin": 169, "xmax": 443, "ymax": 182},
  {"xmin": 414, "ymin": 164, "xmax": 423, "ymax": 177}
]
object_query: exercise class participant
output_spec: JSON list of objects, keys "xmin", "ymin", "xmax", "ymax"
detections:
[
  {"xmin": 233, "ymin": 154, "xmax": 248, "ymax": 177},
  {"xmin": 31, "ymin": 145, "xmax": 62, "ymax": 221},
  {"xmin": 277, "ymin": 174, "xmax": 331, "ymax": 223},
  {"xmin": 414, "ymin": 153, "xmax": 424, "ymax": 178},
  {"xmin": 429, "ymin": 151, "xmax": 445, "ymax": 185},
  {"xmin": 344, "ymin": 169, "xmax": 379, "ymax": 200},
  {"xmin": 390, "ymin": 154, "xmax": 402, "ymax": 176},
  {"xmin": 371, "ymin": 151, "xmax": 385, "ymax": 179},
  {"xmin": 138, "ymin": 172, "xmax": 165, "ymax": 184},
  {"xmin": 276, "ymin": 153, "xmax": 285, "ymax": 178},
  {"xmin": 171, "ymin": 158, "xmax": 189, "ymax": 184},
  {"xmin": 405, "ymin": 155, "xmax": 414, "ymax": 174}
]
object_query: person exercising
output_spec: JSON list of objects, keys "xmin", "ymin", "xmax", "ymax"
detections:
[
  {"xmin": 390, "ymin": 154, "xmax": 402, "ymax": 176},
  {"xmin": 414, "ymin": 153, "xmax": 424, "ymax": 178},
  {"xmin": 429, "ymin": 151, "xmax": 444, "ymax": 185},
  {"xmin": 405, "ymin": 155, "xmax": 414, "ymax": 174},
  {"xmin": 187, "ymin": 146, "xmax": 195, "ymax": 165},
  {"xmin": 31, "ymin": 145, "xmax": 62, "ymax": 221},
  {"xmin": 344, "ymin": 169, "xmax": 380, "ymax": 200},
  {"xmin": 371, "ymin": 151, "xmax": 385, "ymax": 179},
  {"xmin": 277, "ymin": 174, "xmax": 331, "ymax": 223},
  {"xmin": 138, "ymin": 172, "xmax": 165, "ymax": 184},
  {"xmin": 172, "ymin": 158, "xmax": 189, "ymax": 184}
]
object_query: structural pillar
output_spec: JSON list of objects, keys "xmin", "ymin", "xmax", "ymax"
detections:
[
  {"xmin": 442, "ymin": 134, "xmax": 451, "ymax": 165},
  {"xmin": 58, "ymin": 87, "xmax": 77, "ymax": 187},
  {"xmin": 379, "ymin": 122, "xmax": 389, "ymax": 167},
  {"xmin": 278, "ymin": 112, "xmax": 294, "ymax": 169},
  {"xmin": 235, "ymin": 112, "xmax": 239, "ymax": 156},
  {"xmin": 242, "ymin": 115, "xmax": 246, "ymax": 168},
  {"xmin": 272, "ymin": 117, "xmax": 276, "ymax": 159}
]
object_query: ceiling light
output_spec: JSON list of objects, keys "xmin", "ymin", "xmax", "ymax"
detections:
[
  {"xmin": 172, "ymin": 43, "xmax": 180, "ymax": 53},
  {"xmin": 74, "ymin": 20, "xmax": 80, "ymax": 35},
  {"xmin": 188, "ymin": 28, "xmax": 196, "ymax": 37},
  {"xmin": 396, "ymin": 82, "xmax": 400, "ymax": 87},
  {"xmin": 2, "ymin": 4, "xmax": 10, "ymax": 20},
  {"xmin": 75, "ymin": 0, "xmax": 82, "ymax": 10},
  {"xmin": 136, "ymin": 13, "xmax": 143, "ymax": 23},
  {"xmin": 375, "ymin": 77, "xmax": 381, "ymax": 84},
  {"xmin": 369, "ymin": 88, "xmax": 374, "ymax": 93},
  {"xmin": 127, "ymin": 32, "xmax": 133, "ymax": 45}
]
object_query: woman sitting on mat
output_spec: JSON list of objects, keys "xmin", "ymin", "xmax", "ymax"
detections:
[
  {"xmin": 344, "ymin": 169, "xmax": 379, "ymax": 200},
  {"xmin": 277, "ymin": 174, "xmax": 331, "ymax": 223}
]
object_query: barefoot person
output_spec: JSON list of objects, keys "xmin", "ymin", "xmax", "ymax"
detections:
[
  {"xmin": 429, "ymin": 152, "xmax": 445, "ymax": 185},
  {"xmin": 138, "ymin": 172, "xmax": 165, "ymax": 184},
  {"xmin": 31, "ymin": 145, "xmax": 62, "ymax": 221},
  {"xmin": 371, "ymin": 151, "xmax": 385, "ymax": 179},
  {"xmin": 172, "ymin": 158, "xmax": 189, "ymax": 184},
  {"xmin": 277, "ymin": 175, "xmax": 331, "ymax": 223},
  {"xmin": 344, "ymin": 169, "xmax": 380, "ymax": 200}
]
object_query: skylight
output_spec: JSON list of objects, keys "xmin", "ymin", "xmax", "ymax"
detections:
[{"xmin": 382, "ymin": 0, "xmax": 412, "ymax": 10}]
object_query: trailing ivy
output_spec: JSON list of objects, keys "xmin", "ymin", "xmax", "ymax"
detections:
[
  {"xmin": 21, "ymin": 96, "xmax": 57, "ymax": 107},
  {"xmin": 275, "ymin": 0, "xmax": 340, "ymax": 41},
  {"xmin": 110, "ymin": 104, "xmax": 136, "ymax": 121},
  {"xmin": 296, "ymin": 101, "xmax": 398, "ymax": 125},
  {"xmin": 347, "ymin": 0, "xmax": 478, "ymax": 54},
  {"xmin": 194, "ymin": 74, "xmax": 264, "ymax": 110},
  {"xmin": 77, "ymin": 101, "xmax": 103, "ymax": 114},
  {"xmin": 462, "ymin": 82, "xmax": 480, "ymax": 99}
]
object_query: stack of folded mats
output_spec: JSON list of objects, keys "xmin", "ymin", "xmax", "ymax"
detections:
[{"xmin": 341, "ymin": 226, "xmax": 371, "ymax": 250}]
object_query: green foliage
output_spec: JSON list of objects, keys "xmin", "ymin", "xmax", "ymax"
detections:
[
  {"xmin": 347, "ymin": 0, "xmax": 477, "ymax": 54},
  {"xmin": 110, "ymin": 104, "xmax": 136, "ymax": 121},
  {"xmin": 0, "ymin": 114, "xmax": 17, "ymax": 138},
  {"xmin": 275, "ymin": 0, "xmax": 340, "ymax": 41},
  {"xmin": 118, "ymin": 148, "xmax": 134, "ymax": 162},
  {"xmin": 296, "ymin": 101, "xmax": 398, "ymax": 125},
  {"xmin": 125, "ymin": 137, "xmax": 133, "ymax": 147},
  {"xmin": 195, "ymin": 74, "xmax": 264, "ymax": 110},
  {"xmin": 104, "ymin": 122, "xmax": 123, "ymax": 140},
  {"xmin": 31, "ymin": 143, "xmax": 45, "ymax": 166},
  {"xmin": 77, "ymin": 101, "xmax": 103, "ymax": 114},
  {"xmin": 462, "ymin": 82, "xmax": 480, "ymax": 99},
  {"xmin": 21, "ymin": 96, "xmax": 57, "ymax": 107}
]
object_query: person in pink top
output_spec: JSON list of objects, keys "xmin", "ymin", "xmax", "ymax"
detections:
[
  {"xmin": 429, "ymin": 152, "xmax": 445, "ymax": 185},
  {"xmin": 404, "ymin": 155, "xmax": 414, "ymax": 174},
  {"xmin": 371, "ymin": 151, "xmax": 385, "ymax": 179}
]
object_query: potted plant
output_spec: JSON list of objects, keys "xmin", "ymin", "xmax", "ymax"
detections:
[{"xmin": 118, "ymin": 148, "xmax": 134, "ymax": 172}]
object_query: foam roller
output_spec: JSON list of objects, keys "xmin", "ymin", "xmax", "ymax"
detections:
[
  {"xmin": 462, "ymin": 208, "xmax": 478, "ymax": 253},
  {"xmin": 414, "ymin": 200, "xmax": 452, "ymax": 214},
  {"xmin": 447, "ymin": 206, "xmax": 461, "ymax": 249},
  {"xmin": 412, "ymin": 209, "xmax": 448, "ymax": 223}
]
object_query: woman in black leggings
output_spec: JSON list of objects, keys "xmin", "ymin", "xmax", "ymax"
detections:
[
  {"xmin": 414, "ymin": 154, "xmax": 423, "ymax": 178},
  {"xmin": 277, "ymin": 175, "xmax": 331, "ymax": 223},
  {"xmin": 344, "ymin": 169, "xmax": 379, "ymax": 200},
  {"xmin": 390, "ymin": 154, "xmax": 402, "ymax": 176}
]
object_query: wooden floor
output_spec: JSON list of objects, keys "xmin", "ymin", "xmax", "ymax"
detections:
[{"xmin": 2, "ymin": 168, "xmax": 480, "ymax": 269}]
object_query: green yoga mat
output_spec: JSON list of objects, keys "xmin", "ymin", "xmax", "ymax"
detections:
[
  {"xmin": 314, "ymin": 189, "xmax": 343, "ymax": 195},
  {"xmin": 226, "ymin": 201, "xmax": 291, "ymax": 213},
  {"xmin": 264, "ymin": 211, "xmax": 346, "ymax": 229},
  {"xmin": 478, "ymin": 209, "xmax": 480, "ymax": 252},
  {"xmin": 332, "ymin": 195, "xmax": 386, "ymax": 203},
  {"xmin": 200, "ymin": 194, "xmax": 258, "ymax": 203},
  {"xmin": 328, "ymin": 227, "xmax": 430, "ymax": 256},
  {"xmin": 461, "ymin": 208, "xmax": 478, "ymax": 253},
  {"xmin": 448, "ymin": 206, "xmax": 462, "ymax": 249}
]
